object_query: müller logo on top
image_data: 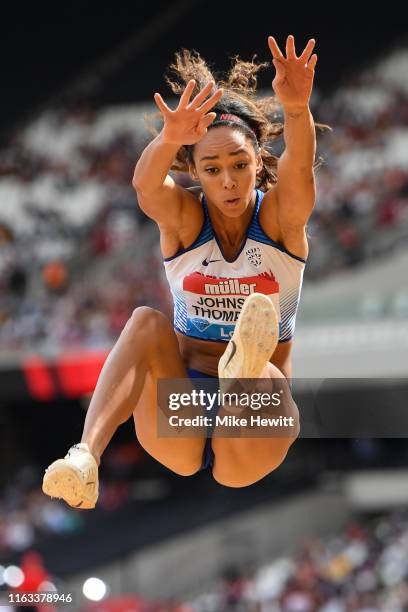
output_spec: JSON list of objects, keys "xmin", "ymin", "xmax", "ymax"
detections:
[
  {"xmin": 204, "ymin": 278, "xmax": 256, "ymax": 295},
  {"xmin": 183, "ymin": 271, "xmax": 279, "ymax": 295}
]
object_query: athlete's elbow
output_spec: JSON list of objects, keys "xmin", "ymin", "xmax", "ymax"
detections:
[
  {"xmin": 132, "ymin": 176, "xmax": 147, "ymax": 196},
  {"xmin": 132, "ymin": 167, "xmax": 151, "ymax": 195},
  {"xmin": 132, "ymin": 180, "xmax": 160, "ymax": 201}
]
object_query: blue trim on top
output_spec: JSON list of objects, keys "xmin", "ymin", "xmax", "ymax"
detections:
[
  {"xmin": 175, "ymin": 326, "xmax": 228, "ymax": 343},
  {"xmin": 163, "ymin": 196, "xmax": 213, "ymax": 262},
  {"xmin": 248, "ymin": 191, "xmax": 307, "ymax": 264},
  {"xmin": 202, "ymin": 189, "xmax": 260, "ymax": 264}
]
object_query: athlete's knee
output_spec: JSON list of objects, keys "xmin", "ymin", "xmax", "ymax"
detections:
[{"xmin": 123, "ymin": 307, "xmax": 172, "ymax": 342}]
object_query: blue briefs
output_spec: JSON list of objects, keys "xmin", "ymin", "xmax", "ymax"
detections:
[{"xmin": 187, "ymin": 368, "xmax": 218, "ymax": 470}]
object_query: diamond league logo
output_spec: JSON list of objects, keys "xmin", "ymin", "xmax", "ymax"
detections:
[
  {"xmin": 191, "ymin": 317, "xmax": 211, "ymax": 332},
  {"xmin": 245, "ymin": 246, "xmax": 262, "ymax": 267}
]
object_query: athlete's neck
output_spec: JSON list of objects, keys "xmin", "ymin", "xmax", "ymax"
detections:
[{"xmin": 206, "ymin": 190, "xmax": 256, "ymax": 248}]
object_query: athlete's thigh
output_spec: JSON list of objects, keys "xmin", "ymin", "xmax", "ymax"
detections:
[{"xmin": 132, "ymin": 322, "xmax": 206, "ymax": 473}]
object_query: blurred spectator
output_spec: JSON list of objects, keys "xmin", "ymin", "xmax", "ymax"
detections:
[{"xmin": 42, "ymin": 261, "xmax": 68, "ymax": 293}]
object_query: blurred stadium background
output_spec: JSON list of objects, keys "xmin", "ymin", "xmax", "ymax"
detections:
[{"xmin": 1, "ymin": 5, "xmax": 408, "ymax": 611}]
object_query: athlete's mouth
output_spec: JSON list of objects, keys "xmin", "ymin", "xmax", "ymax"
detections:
[{"xmin": 224, "ymin": 198, "xmax": 240, "ymax": 205}]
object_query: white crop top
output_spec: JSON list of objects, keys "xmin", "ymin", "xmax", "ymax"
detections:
[{"xmin": 163, "ymin": 189, "xmax": 305, "ymax": 343}]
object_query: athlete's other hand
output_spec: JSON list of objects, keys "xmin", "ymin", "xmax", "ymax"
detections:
[
  {"xmin": 154, "ymin": 80, "xmax": 223, "ymax": 146},
  {"xmin": 268, "ymin": 34, "xmax": 317, "ymax": 110}
]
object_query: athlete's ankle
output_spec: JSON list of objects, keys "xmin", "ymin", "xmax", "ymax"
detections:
[{"xmin": 79, "ymin": 440, "xmax": 101, "ymax": 466}]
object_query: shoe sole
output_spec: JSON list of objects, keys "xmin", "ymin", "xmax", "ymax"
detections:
[
  {"xmin": 42, "ymin": 460, "xmax": 97, "ymax": 510},
  {"xmin": 218, "ymin": 293, "xmax": 279, "ymax": 379}
]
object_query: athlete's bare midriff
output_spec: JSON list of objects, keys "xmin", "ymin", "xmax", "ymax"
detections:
[
  {"xmin": 175, "ymin": 331, "xmax": 225, "ymax": 376},
  {"xmin": 176, "ymin": 330, "xmax": 292, "ymax": 378}
]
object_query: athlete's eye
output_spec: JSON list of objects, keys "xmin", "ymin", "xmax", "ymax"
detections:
[
  {"xmin": 235, "ymin": 162, "xmax": 248, "ymax": 169},
  {"xmin": 205, "ymin": 167, "xmax": 218, "ymax": 174}
]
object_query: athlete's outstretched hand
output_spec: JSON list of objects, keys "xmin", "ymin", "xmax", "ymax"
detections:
[
  {"xmin": 154, "ymin": 80, "xmax": 223, "ymax": 146},
  {"xmin": 268, "ymin": 35, "xmax": 317, "ymax": 110}
]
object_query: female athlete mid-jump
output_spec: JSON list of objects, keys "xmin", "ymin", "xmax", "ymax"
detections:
[{"xmin": 43, "ymin": 35, "xmax": 318, "ymax": 508}]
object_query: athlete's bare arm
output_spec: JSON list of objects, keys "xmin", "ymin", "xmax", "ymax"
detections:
[
  {"xmin": 262, "ymin": 35, "xmax": 318, "ymax": 260},
  {"xmin": 132, "ymin": 80, "xmax": 223, "ymax": 231}
]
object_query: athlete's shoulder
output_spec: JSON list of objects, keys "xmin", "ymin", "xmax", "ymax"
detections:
[
  {"xmin": 258, "ymin": 185, "xmax": 278, "ymax": 208},
  {"xmin": 180, "ymin": 185, "xmax": 204, "ymax": 220},
  {"xmin": 171, "ymin": 185, "xmax": 205, "ymax": 251},
  {"xmin": 257, "ymin": 186, "xmax": 280, "ymax": 238},
  {"xmin": 258, "ymin": 185, "xmax": 308, "ymax": 262}
]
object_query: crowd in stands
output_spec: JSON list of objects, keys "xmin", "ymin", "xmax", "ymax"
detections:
[
  {"xmin": 183, "ymin": 510, "xmax": 408, "ymax": 611},
  {"xmin": 1, "ymin": 48, "xmax": 408, "ymax": 352}
]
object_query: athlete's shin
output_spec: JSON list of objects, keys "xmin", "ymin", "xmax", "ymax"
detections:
[{"xmin": 80, "ymin": 307, "xmax": 164, "ymax": 463}]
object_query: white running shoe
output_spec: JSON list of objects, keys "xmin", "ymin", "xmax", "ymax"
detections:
[
  {"xmin": 42, "ymin": 443, "xmax": 99, "ymax": 510},
  {"xmin": 218, "ymin": 293, "xmax": 279, "ymax": 379}
]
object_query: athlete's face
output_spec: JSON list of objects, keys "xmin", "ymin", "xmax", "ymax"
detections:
[{"xmin": 190, "ymin": 127, "xmax": 262, "ymax": 217}]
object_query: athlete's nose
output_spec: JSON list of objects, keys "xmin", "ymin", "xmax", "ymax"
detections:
[{"xmin": 222, "ymin": 171, "xmax": 236, "ymax": 189}]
